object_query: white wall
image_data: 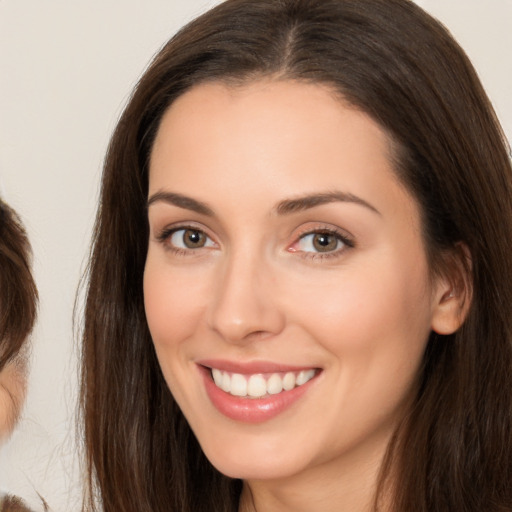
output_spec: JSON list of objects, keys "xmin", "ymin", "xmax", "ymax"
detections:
[
  {"xmin": 0, "ymin": 1, "xmax": 222, "ymax": 509},
  {"xmin": 0, "ymin": 1, "xmax": 510, "ymax": 510}
]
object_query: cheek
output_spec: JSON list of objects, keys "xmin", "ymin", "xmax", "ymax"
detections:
[
  {"xmin": 143, "ymin": 257, "xmax": 209, "ymax": 348},
  {"xmin": 284, "ymin": 253, "xmax": 433, "ymax": 366},
  {"xmin": 283, "ymin": 258, "xmax": 432, "ymax": 449},
  {"xmin": 143, "ymin": 257, "xmax": 211, "ymax": 409}
]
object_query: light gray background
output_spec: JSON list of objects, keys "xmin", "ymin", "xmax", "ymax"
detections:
[{"xmin": 0, "ymin": 1, "xmax": 510, "ymax": 510}]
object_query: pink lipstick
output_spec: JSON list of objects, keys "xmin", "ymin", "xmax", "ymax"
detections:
[{"xmin": 197, "ymin": 360, "xmax": 320, "ymax": 423}]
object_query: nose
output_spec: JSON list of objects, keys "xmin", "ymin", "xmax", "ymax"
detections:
[{"xmin": 207, "ymin": 251, "xmax": 286, "ymax": 344}]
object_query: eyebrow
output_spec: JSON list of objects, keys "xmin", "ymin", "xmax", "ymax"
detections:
[
  {"xmin": 147, "ymin": 190, "xmax": 380, "ymax": 217},
  {"xmin": 275, "ymin": 191, "xmax": 381, "ymax": 216},
  {"xmin": 147, "ymin": 191, "xmax": 214, "ymax": 216}
]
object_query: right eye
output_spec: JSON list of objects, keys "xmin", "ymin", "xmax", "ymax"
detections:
[{"xmin": 167, "ymin": 228, "xmax": 216, "ymax": 250}]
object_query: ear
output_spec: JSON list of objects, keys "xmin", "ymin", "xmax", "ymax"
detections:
[{"xmin": 430, "ymin": 243, "xmax": 473, "ymax": 335}]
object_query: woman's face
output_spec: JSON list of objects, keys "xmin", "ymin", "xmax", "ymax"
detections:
[{"xmin": 144, "ymin": 80, "xmax": 450, "ymax": 482}]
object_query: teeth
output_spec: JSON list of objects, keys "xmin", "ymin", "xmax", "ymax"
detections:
[
  {"xmin": 283, "ymin": 372, "xmax": 296, "ymax": 391},
  {"xmin": 247, "ymin": 374, "xmax": 267, "ymax": 398},
  {"xmin": 296, "ymin": 369, "xmax": 315, "ymax": 386},
  {"xmin": 231, "ymin": 373, "xmax": 247, "ymax": 396},
  {"xmin": 267, "ymin": 373, "xmax": 283, "ymax": 395},
  {"xmin": 212, "ymin": 368, "xmax": 223, "ymax": 387},
  {"xmin": 210, "ymin": 368, "xmax": 316, "ymax": 398},
  {"xmin": 221, "ymin": 372, "xmax": 231, "ymax": 393}
]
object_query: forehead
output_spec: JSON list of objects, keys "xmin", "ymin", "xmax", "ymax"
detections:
[
  {"xmin": 151, "ymin": 80, "xmax": 395, "ymax": 181},
  {"xmin": 148, "ymin": 80, "xmax": 419, "ymax": 227},
  {"xmin": 153, "ymin": 79, "xmax": 389, "ymax": 147}
]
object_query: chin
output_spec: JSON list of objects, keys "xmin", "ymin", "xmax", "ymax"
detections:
[
  {"xmin": 198, "ymin": 432, "xmax": 310, "ymax": 481},
  {"xmin": 211, "ymin": 456, "xmax": 302, "ymax": 481}
]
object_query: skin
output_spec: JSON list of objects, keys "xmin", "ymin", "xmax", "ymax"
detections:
[
  {"xmin": 144, "ymin": 80, "xmax": 464, "ymax": 512},
  {"xmin": 0, "ymin": 357, "xmax": 27, "ymax": 442}
]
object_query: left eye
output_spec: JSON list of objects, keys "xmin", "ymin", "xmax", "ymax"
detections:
[
  {"xmin": 169, "ymin": 228, "xmax": 215, "ymax": 249},
  {"xmin": 296, "ymin": 232, "xmax": 345, "ymax": 253}
]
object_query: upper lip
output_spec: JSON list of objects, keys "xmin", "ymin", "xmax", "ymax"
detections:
[{"xmin": 197, "ymin": 359, "xmax": 319, "ymax": 375}]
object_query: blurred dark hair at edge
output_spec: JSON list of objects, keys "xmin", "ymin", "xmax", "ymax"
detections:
[
  {"xmin": 0, "ymin": 198, "xmax": 37, "ymax": 374},
  {"xmin": 0, "ymin": 199, "xmax": 39, "ymax": 511}
]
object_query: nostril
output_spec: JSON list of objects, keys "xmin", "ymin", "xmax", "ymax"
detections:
[{"xmin": 246, "ymin": 330, "xmax": 274, "ymax": 341}]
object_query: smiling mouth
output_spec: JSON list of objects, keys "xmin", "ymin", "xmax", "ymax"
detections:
[{"xmin": 210, "ymin": 368, "xmax": 318, "ymax": 399}]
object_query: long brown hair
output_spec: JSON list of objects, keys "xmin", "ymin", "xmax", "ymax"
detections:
[
  {"xmin": 81, "ymin": 1, "xmax": 512, "ymax": 510},
  {"xmin": 0, "ymin": 199, "xmax": 37, "ymax": 373}
]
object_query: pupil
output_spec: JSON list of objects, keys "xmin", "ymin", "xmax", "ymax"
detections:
[
  {"xmin": 185, "ymin": 230, "xmax": 204, "ymax": 248},
  {"xmin": 313, "ymin": 233, "xmax": 336, "ymax": 252}
]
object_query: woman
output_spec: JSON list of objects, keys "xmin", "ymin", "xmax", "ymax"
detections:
[
  {"xmin": 81, "ymin": 0, "xmax": 512, "ymax": 510},
  {"xmin": 0, "ymin": 199, "xmax": 38, "ymax": 511}
]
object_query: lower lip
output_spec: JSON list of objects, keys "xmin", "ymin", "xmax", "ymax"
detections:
[{"xmin": 199, "ymin": 366, "xmax": 318, "ymax": 423}]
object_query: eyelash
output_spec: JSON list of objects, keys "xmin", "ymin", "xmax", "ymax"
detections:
[
  {"xmin": 156, "ymin": 224, "xmax": 216, "ymax": 256},
  {"xmin": 155, "ymin": 225, "xmax": 355, "ymax": 260},
  {"xmin": 290, "ymin": 227, "xmax": 355, "ymax": 261}
]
